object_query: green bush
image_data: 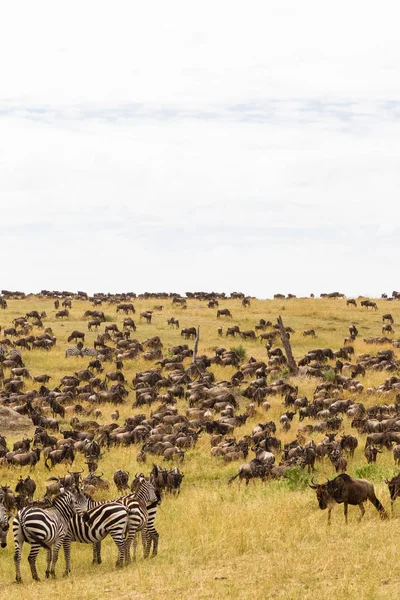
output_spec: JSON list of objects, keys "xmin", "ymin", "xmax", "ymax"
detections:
[
  {"xmin": 283, "ymin": 466, "xmax": 310, "ymax": 491},
  {"xmin": 353, "ymin": 463, "xmax": 395, "ymax": 482},
  {"xmin": 231, "ymin": 345, "xmax": 247, "ymax": 360}
]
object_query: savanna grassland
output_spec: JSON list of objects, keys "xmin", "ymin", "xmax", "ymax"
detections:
[{"xmin": 1, "ymin": 293, "xmax": 400, "ymax": 600}]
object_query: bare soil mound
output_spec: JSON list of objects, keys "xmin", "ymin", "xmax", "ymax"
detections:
[{"xmin": 0, "ymin": 406, "xmax": 34, "ymax": 437}]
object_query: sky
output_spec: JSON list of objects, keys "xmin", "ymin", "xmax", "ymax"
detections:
[{"xmin": 1, "ymin": 0, "xmax": 399, "ymax": 298}]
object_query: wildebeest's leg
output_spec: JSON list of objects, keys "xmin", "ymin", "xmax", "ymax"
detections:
[
  {"xmin": 28, "ymin": 543, "xmax": 41, "ymax": 581},
  {"xmin": 391, "ymin": 500, "xmax": 395, "ymax": 517},
  {"xmin": 328, "ymin": 508, "xmax": 332, "ymax": 525},
  {"xmin": 358, "ymin": 503, "xmax": 365, "ymax": 521},
  {"xmin": 344, "ymin": 502, "xmax": 348, "ymax": 524}
]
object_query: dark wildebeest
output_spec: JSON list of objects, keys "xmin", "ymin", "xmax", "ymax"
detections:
[
  {"xmin": 68, "ymin": 330, "xmax": 85, "ymax": 343},
  {"xmin": 382, "ymin": 313, "xmax": 394, "ymax": 324},
  {"xmin": 309, "ymin": 473, "xmax": 387, "ymax": 524},
  {"xmin": 385, "ymin": 473, "xmax": 400, "ymax": 515},
  {"xmin": 217, "ymin": 309, "xmax": 232, "ymax": 318}
]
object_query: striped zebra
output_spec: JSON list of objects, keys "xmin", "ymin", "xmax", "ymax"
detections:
[
  {"xmin": 81, "ymin": 347, "xmax": 99, "ymax": 357},
  {"xmin": 13, "ymin": 490, "xmax": 76, "ymax": 583},
  {"xmin": 81, "ymin": 476, "xmax": 159, "ymax": 563},
  {"xmin": 65, "ymin": 347, "xmax": 83, "ymax": 358},
  {"xmin": 116, "ymin": 475, "xmax": 159, "ymax": 562},
  {"xmin": 64, "ymin": 500, "xmax": 130, "ymax": 568},
  {"xmin": 0, "ymin": 502, "xmax": 10, "ymax": 548}
]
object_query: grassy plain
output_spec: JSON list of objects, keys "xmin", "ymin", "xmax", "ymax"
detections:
[{"xmin": 0, "ymin": 294, "xmax": 400, "ymax": 599}]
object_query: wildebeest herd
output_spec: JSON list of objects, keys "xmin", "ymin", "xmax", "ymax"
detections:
[{"xmin": 1, "ymin": 288, "xmax": 400, "ymax": 583}]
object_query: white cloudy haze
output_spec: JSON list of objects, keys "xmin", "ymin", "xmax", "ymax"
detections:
[{"xmin": 1, "ymin": 0, "xmax": 399, "ymax": 297}]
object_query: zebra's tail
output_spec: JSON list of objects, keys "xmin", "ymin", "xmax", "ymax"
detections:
[{"xmin": 19, "ymin": 520, "xmax": 51, "ymax": 550}]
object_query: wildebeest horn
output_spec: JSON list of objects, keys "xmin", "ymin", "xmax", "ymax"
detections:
[{"xmin": 309, "ymin": 477, "xmax": 318, "ymax": 489}]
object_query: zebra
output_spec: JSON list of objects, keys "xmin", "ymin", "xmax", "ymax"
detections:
[
  {"xmin": 64, "ymin": 500, "xmax": 130, "ymax": 568},
  {"xmin": 117, "ymin": 474, "xmax": 160, "ymax": 561},
  {"xmin": 0, "ymin": 502, "xmax": 10, "ymax": 548},
  {"xmin": 81, "ymin": 347, "xmax": 99, "ymax": 357},
  {"xmin": 81, "ymin": 475, "xmax": 159, "ymax": 563},
  {"xmin": 13, "ymin": 490, "xmax": 77, "ymax": 583},
  {"xmin": 65, "ymin": 347, "xmax": 83, "ymax": 359}
]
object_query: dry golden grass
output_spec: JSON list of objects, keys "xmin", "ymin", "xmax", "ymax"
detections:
[{"xmin": 0, "ymin": 294, "xmax": 399, "ymax": 599}]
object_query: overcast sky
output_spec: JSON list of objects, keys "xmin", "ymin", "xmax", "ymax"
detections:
[{"xmin": 1, "ymin": 1, "xmax": 399, "ymax": 298}]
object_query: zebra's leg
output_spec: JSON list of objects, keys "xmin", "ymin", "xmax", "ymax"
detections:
[
  {"xmin": 141, "ymin": 527, "xmax": 151, "ymax": 559},
  {"xmin": 28, "ymin": 544, "xmax": 41, "ymax": 581},
  {"xmin": 110, "ymin": 533, "xmax": 125, "ymax": 568},
  {"xmin": 92, "ymin": 541, "xmax": 102, "ymax": 564},
  {"xmin": 150, "ymin": 527, "xmax": 159, "ymax": 557},
  {"xmin": 49, "ymin": 539, "xmax": 62, "ymax": 578},
  {"xmin": 13, "ymin": 536, "xmax": 23, "ymax": 583},
  {"xmin": 45, "ymin": 547, "xmax": 52, "ymax": 578},
  {"xmin": 63, "ymin": 537, "xmax": 72, "ymax": 576}
]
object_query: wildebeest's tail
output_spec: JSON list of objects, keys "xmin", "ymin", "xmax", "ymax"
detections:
[{"xmin": 228, "ymin": 474, "xmax": 239, "ymax": 485}]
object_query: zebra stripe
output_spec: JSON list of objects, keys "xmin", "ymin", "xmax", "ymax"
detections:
[
  {"xmin": 81, "ymin": 477, "xmax": 159, "ymax": 563},
  {"xmin": 65, "ymin": 348, "xmax": 83, "ymax": 358},
  {"xmin": 13, "ymin": 490, "xmax": 76, "ymax": 582},
  {"xmin": 0, "ymin": 503, "xmax": 10, "ymax": 548},
  {"xmin": 65, "ymin": 501, "xmax": 129, "ymax": 568},
  {"xmin": 81, "ymin": 348, "xmax": 99, "ymax": 357},
  {"xmin": 116, "ymin": 476, "xmax": 159, "ymax": 561},
  {"xmin": 141, "ymin": 495, "xmax": 160, "ymax": 558}
]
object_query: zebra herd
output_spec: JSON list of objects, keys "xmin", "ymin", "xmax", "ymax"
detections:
[{"xmin": 9, "ymin": 475, "xmax": 160, "ymax": 583}]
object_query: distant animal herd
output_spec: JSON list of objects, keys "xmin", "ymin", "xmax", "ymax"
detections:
[{"xmin": 0, "ymin": 288, "xmax": 400, "ymax": 583}]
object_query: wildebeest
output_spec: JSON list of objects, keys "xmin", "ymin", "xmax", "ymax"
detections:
[
  {"xmin": 68, "ymin": 330, "xmax": 85, "ymax": 343},
  {"xmin": 382, "ymin": 313, "xmax": 394, "ymax": 324},
  {"xmin": 303, "ymin": 329, "xmax": 316, "ymax": 337},
  {"xmin": 217, "ymin": 309, "xmax": 232, "ymax": 318},
  {"xmin": 55, "ymin": 309, "xmax": 69, "ymax": 318},
  {"xmin": 310, "ymin": 473, "xmax": 387, "ymax": 524},
  {"xmin": 113, "ymin": 469, "xmax": 130, "ymax": 492},
  {"xmin": 181, "ymin": 327, "xmax": 196, "ymax": 340},
  {"xmin": 140, "ymin": 311, "xmax": 152, "ymax": 324},
  {"xmin": 385, "ymin": 473, "xmax": 400, "ymax": 514}
]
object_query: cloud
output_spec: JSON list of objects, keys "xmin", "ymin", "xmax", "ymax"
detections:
[{"xmin": 0, "ymin": 0, "xmax": 399, "ymax": 296}]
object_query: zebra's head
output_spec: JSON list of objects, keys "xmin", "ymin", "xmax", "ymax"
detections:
[
  {"xmin": 131, "ymin": 474, "xmax": 159, "ymax": 505},
  {"xmin": 73, "ymin": 490, "xmax": 93, "ymax": 515},
  {"xmin": 0, "ymin": 504, "xmax": 10, "ymax": 548}
]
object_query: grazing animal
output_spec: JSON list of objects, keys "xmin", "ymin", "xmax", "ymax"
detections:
[
  {"xmin": 303, "ymin": 329, "xmax": 316, "ymax": 337},
  {"xmin": 309, "ymin": 473, "xmax": 387, "ymax": 524},
  {"xmin": 217, "ymin": 309, "xmax": 232, "ymax": 318},
  {"xmin": 383, "ymin": 313, "xmax": 394, "ymax": 324},
  {"xmin": 385, "ymin": 474, "xmax": 400, "ymax": 515}
]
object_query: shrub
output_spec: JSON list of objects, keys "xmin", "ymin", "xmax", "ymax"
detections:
[
  {"xmin": 231, "ymin": 345, "xmax": 247, "ymax": 360},
  {"xmin": 283, "ymin": 466, "xmax": 310, "ymax": 491}
]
